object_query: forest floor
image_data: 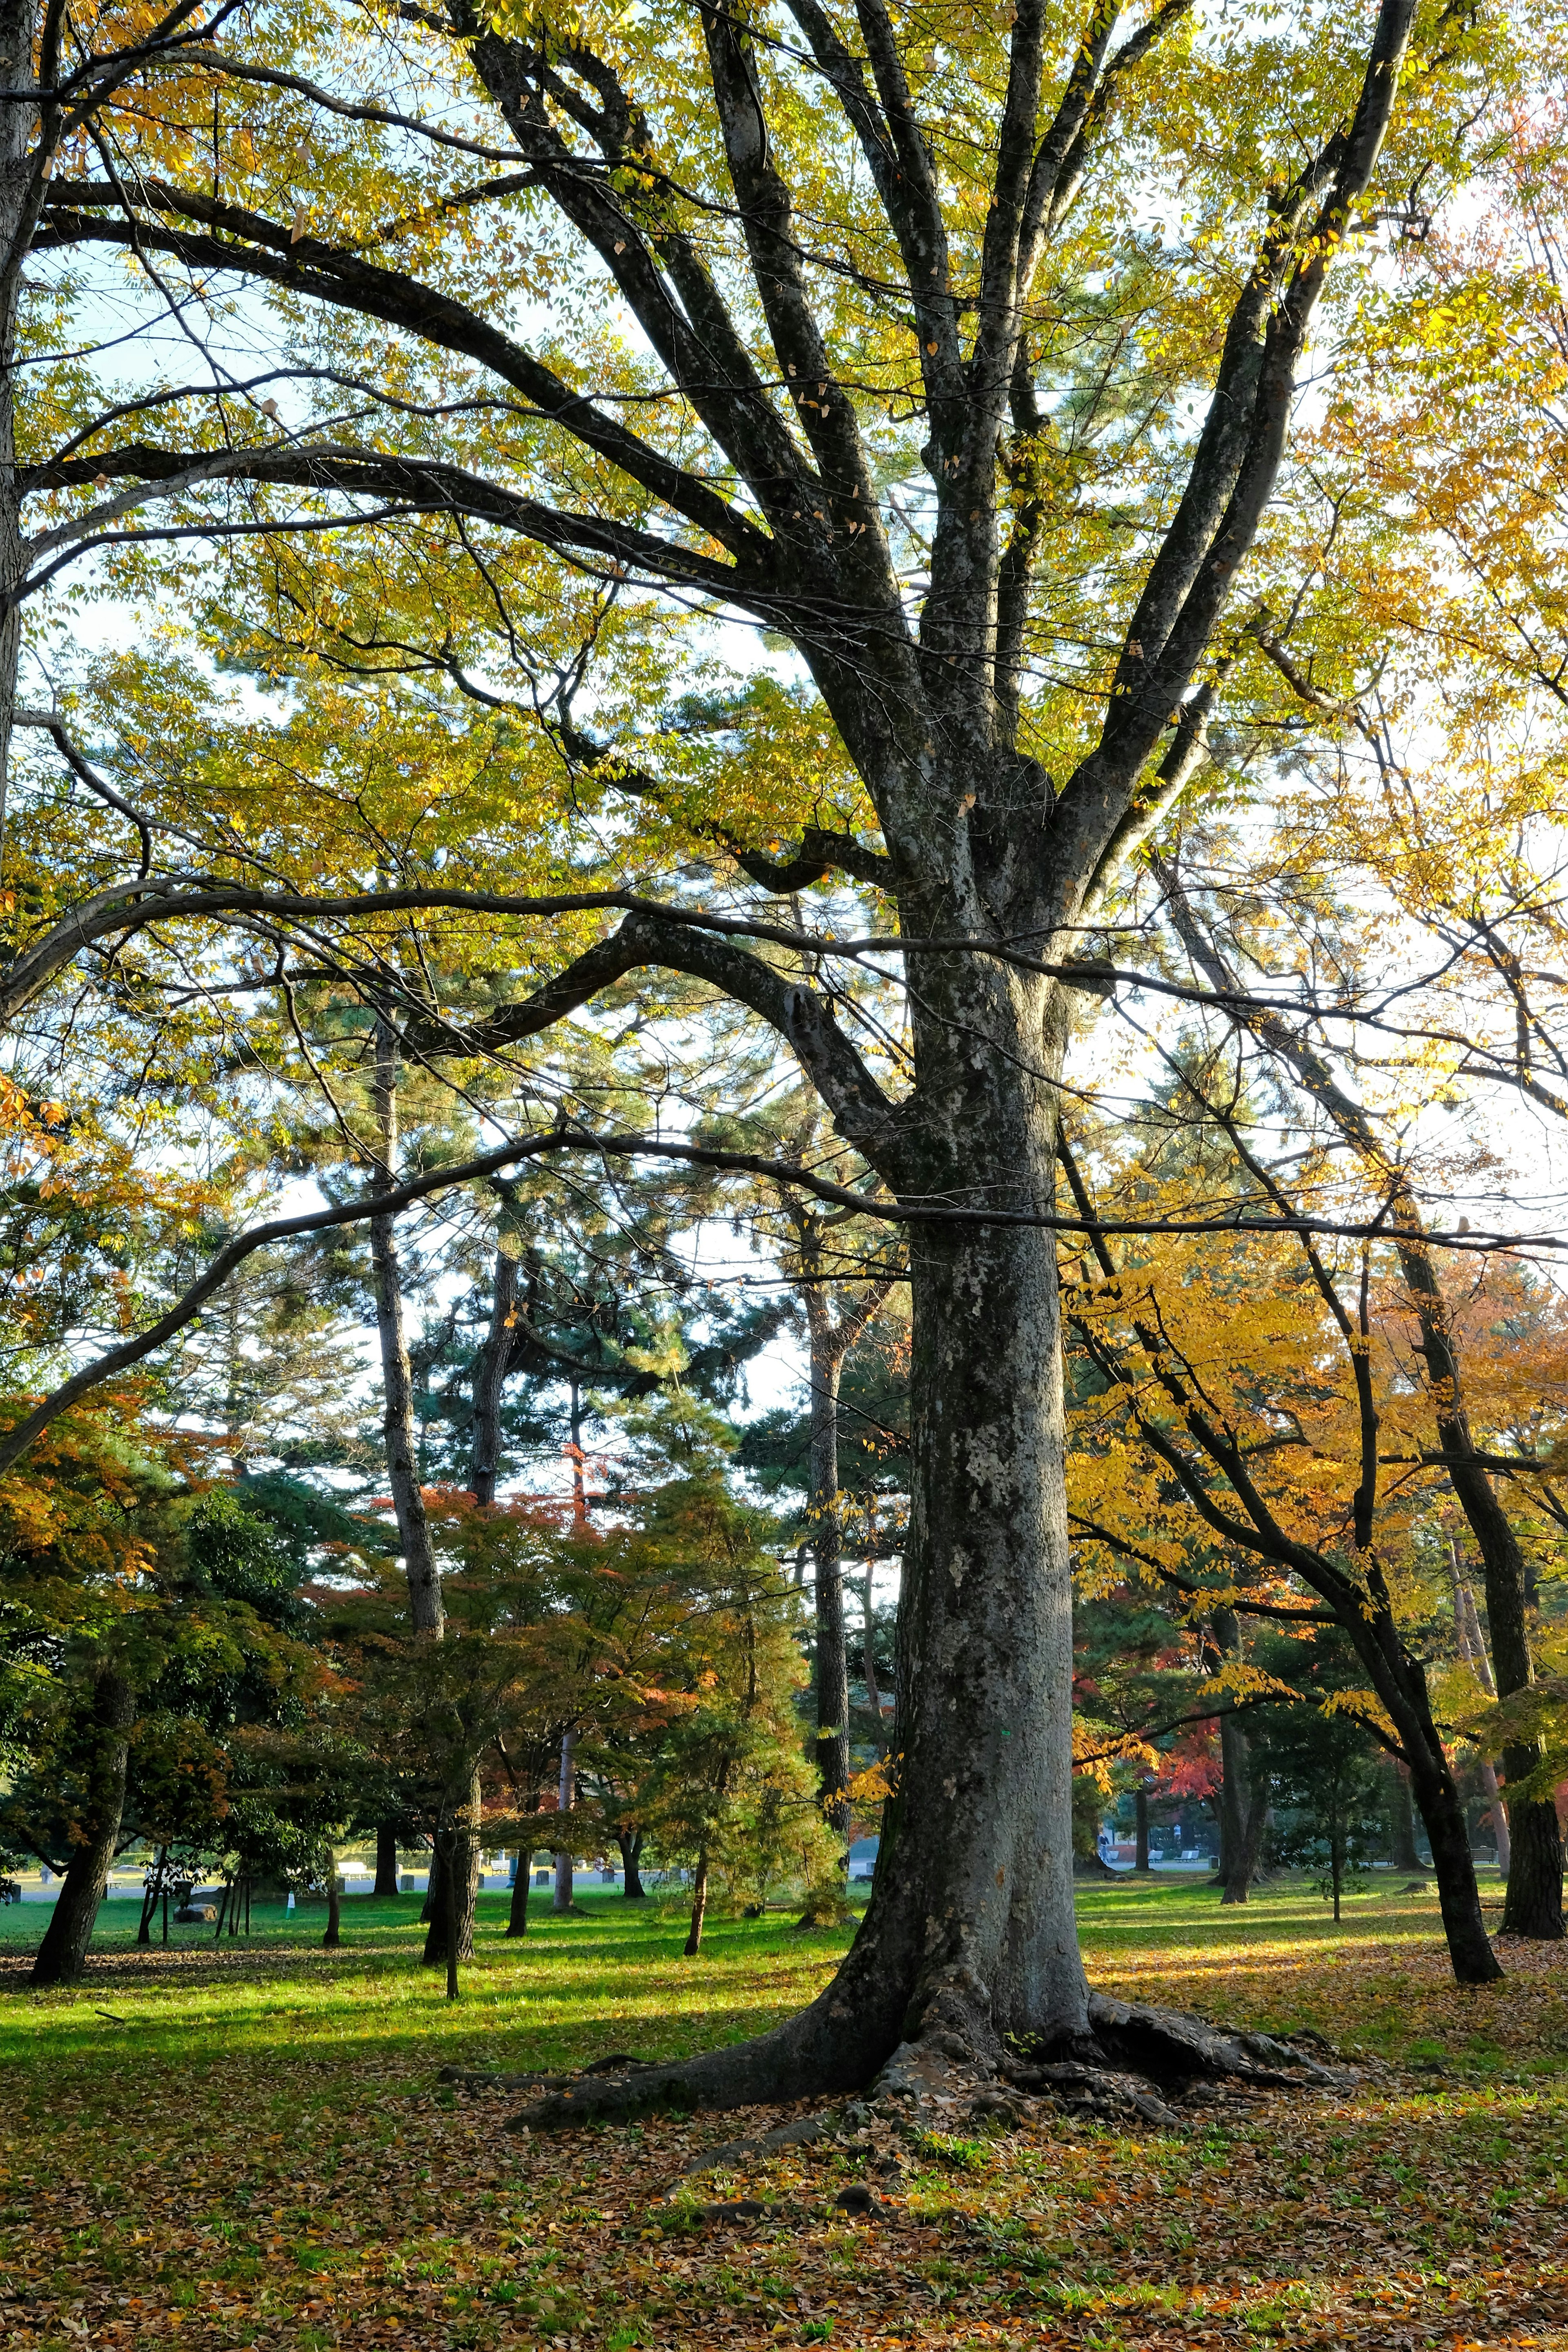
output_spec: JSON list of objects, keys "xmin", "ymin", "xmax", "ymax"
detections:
[{"xmin": 2, "ymin": 1873, "xmax": 1566, "ymax": 2352}]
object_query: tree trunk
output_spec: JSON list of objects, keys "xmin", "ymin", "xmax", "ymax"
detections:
[
  {"xmin": 1479, "ymin": 1759, "xmax": 1511, "ymax": 1874},
  {"xmin": 0, "ymin": 0, "xmax": 42, "ymax": 863},
  {"xmin": 617, "ymin": 1827, "xmax": 646, "ymax": 1899},
  {"xmin": 861, "ymin": 1537, "xmax": 884, "ymax": 1740},
  {"xmin": 806, "ymin": 1321, "xmax": 851, "ymax": 1841},
  {"xmin": 685, "ymin": 1851, "xmax": 709, "ymax": 1957},
  {"xmin": 444, "ymin": 1826, "xmax": 460, "ymax": 2000},
  {"xmin": 470, "ymin": 1239, "xmax": 518, "ymax": 1506},
  {"xmin": 421, "ymin": 1844, "xmax": 443, "ymax": 1925},
  {"xmin": 553, "ymin": 1728, "xmax": 576, "ymax": 1912},
  {"xmin": 370, "ymin": 1022, "xmax": 443, "ymax": 1639},
  {"xmin": 1448, "ymin": 1546, "xmax": 1517, "ymax": 1880},
  {"xmin": 1134, "ymin": 1786, "xmax": 1151, "ymax": 1874},
  {"xmin": 136, "ymin": 1846, "xmax": 165, "ymax": 1949},
  {"xmin": 1212, "ymin": 1614, "xmax": 1265, "ymax": 1904},
  {"xmin": 506, "ymin": 1786, "xmax": 544, "ymax": 1937},
  {"xmin": 1401, "ymin": 1262, "xmax": 1563, "ymax": 1937},
  {"xmin": 373, "ymin": 1820, "xmax": 401, "ymax": 1898},
  {"xmin": 568, "ymin": 1379, "xmax": 587, "ymax": 1528},
  {"xmin": 323, "ymin": 1869, "xmax": 341, "ymax": 1951},
  {"xmin": 30, "ymin": 1666, "xmax": 134, "ymax": 1987},
  {"xmin": 1390, "ymin": 1762, "xmax": 1422, "ymax": 1871},
  {"xmin": 1221, "ymin": 1735, "xmax": 1270, "ymax": 1906},
  {"xmin": 503, "ymin": 1069, "xmax": 1095, "ymax": 2110},
  {"xmin": 423, "ymin": 1765, "xmax": 481, "ymax": 1966}
]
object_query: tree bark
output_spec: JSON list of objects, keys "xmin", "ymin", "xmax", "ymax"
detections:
[
  {"xmin": 553, "ymin": 1728, "xmax": 576, "ymax": 1912},
  {"xmin": 1389, "ymin": 1762, "xmax": 1422, "ymax": 1872},
  {"xmin": 444, "ymin": 1823, "xmax": 461, "ymax": 2000},
  {"xmin": 30, "ymin": 1666, "xmax": 134, "ymax": 1987},
  {"xmin": 0, "ymin": 0, "xmax": 41, "ymax": 858},
  {"xmin": 1219, "ymin": 1732, "xmax": 1270, "ymax": 1904},
  {"xmin": 1134, "ymin": 1786, "xmax": 1151, "ymax": 1874},
  {"xmin": 685, "ymin": 1851, "xmax": 709, "ymax": 1957},
  {"xmin": 806, "ymin": 1319, "xmax": 851, "ymax": 1841},
  {"xmin": 470, "ymin": 1238, "xmax": 518, "ymax": 1506},
  {"xmin": 617, "ymin": 1827, "xmax": 646, "ymax": 1899},
  {"xmin": 1448, "ymin": 1543, "xmax": 1515, "ymax": 1875},
  {"xmin": 860, "ymin": 1521, "xmax": 885, "ymax": 1740},
  {"xmin": 423, "ymin": 1764, "xmax": 481, "ymax": 1965},
  {"xmin": 373, "ymin": 1820, "xmax": 401, "ymax": 1897},
  {"xmin": 506, "ymin": 1852, "xmax": 532, "ymax": 1937},
  {"xmin": 323, "ymin": 1868, "xmax": 342, "ymax": 1951},
  {"xmin": 137, "ymin": 1846, "xmax": 165, "ymax": 1948}
]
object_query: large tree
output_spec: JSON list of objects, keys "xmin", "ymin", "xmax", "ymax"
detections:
[{"xmin": 8, "ymin": 0, "xmax": 1506, "ymax": 2103}]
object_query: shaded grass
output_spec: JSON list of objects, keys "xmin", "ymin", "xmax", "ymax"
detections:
[{"xmin": 2, "ymin": 1875, "xmax": 1566, "ymax": 2349}]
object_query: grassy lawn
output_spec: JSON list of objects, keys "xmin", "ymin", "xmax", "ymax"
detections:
[{"xmin": 2, "ymin": 1873, "xmax": 1566, "ymax": 2349}]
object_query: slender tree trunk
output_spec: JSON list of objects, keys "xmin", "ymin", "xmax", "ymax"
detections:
[
  {"xmin": 685, "ymin": 1851, "xmax": 709, "ymax": 1957},
  {"xmin": 423, "ymin": 1765, "xmax": 481, "ymax": 1965},
  {"xmin": 370, "ymin": 1022, "xmax": 443, "ymax": 1640},
  {"xmin": 806, "ymin": 1317, "xmax": 851, "ymax": 1840},
  {"xmin": 373, "ymin": 1821, "xmax": 401, "ymax": 1897},
  {"xmin": 1134, "ymin": 1786, "xmax": 1151, "ymax": 1874},
  {"xmin": 1399, "ymin": 1278, "xmax": 1562, "ymax": 1936},
  {"xmin": 1389, "ymin": 1763, "xmax": 1422, "ymax": 1871},
  {"xmin": 323, "ymin": 1866, "xmax": 341, "ymax": 1952},
  {"xmin": 506, "ymin": 1858, "xmax": 532, "ymax": 1937},
  {"xmin": 553, "ymin": 1729, "xmax": 576, "ymax": 1912},
  {"xmin": 470, "ymin": 1239, "xmax": 517, "ymax": 1506},
  {"xmin": 1479, "ymin": 1760, "xmax": 1511, "ymax": 1873},
  {"xmin": 212, "ymin": 1881, "xmax": 231, "ymax": 1943},
  {"xmin": 617, "ymin": 1827, "xmax": 646, "ymax": 1899},
  {"xmin": 444, "ymin": 1824, "xmax": 460, "ymax": 2000},
  {"xmin": 0, "ymin": 0, "xmax": 43, "ymax": 861},
  {"xmin": 568, "ymin": 1379, "xmax": 587, "ymax": 1528},
  {"xmin": 860, "ymin": 1529, "xmax": 884, "ymax": 1740},
  {"xmin": 506, "ymin": 1784, "xmax": 545, "ymax": 1936},
  {"xmin": 137, "ymin": 1847, "xmax": 165, "ymax": 1948},
  {"xmin": 30, "ymin": 1667, "xmax": 134, "ymax": 1987},
  {"xmin": 1449, "ymin": 1544, "xmax": 1516, "ymax": 1877}
]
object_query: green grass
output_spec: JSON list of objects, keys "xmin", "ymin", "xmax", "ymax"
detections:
[{"xmin": 2, "ymin": 1874, "xmax": 1566, "ymax": 2350}]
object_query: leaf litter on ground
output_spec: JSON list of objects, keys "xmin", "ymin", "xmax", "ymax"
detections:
[{"xmin": 1, "ymin": 1876, "xmax": 1565, "ymax": 2350}]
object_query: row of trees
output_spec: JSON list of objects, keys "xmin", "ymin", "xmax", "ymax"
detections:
[{"xmin": 0, "ymin": 1386, "xmax": 846, "ymax": 1986}]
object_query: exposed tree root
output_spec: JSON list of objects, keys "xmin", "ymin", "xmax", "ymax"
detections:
[{"xmin": 439, "ymin": 1978, "xmax": 1352, "ymax": 2156}]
